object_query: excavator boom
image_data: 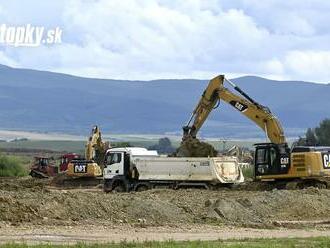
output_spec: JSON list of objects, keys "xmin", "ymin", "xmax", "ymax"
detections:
[
  {"xmin": 85, "ymin": 125, "xmax": 110, "ymax": 167},
  {"xmin": 184, "ymin": 75, "xmax": 286, "ymax": 144}
]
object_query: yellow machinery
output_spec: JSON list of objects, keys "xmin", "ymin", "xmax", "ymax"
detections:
[
  {"xmin": 183, "ymin": 75, "xmax": 330, "ymax": 188},
  {"xmin": 66, "ymin": 125, "xmax": 110, "ymax": 178}
]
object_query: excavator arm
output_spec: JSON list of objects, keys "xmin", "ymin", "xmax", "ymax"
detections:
[
  {"xmin": 183, "ymin": 75, "xmax": 286, "ymax": 144},
  {"xmin": 85, "ymin": 125, "xmax": 110, "ymax": 161}
]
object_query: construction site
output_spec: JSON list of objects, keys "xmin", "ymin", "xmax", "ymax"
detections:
[
  {"xmin": 1, "ymin": 75, "xmax": 330, "ymax": 245},
  {"xmin": 3, "ymin": 0, "xmax": 330, "ymax": 246}
]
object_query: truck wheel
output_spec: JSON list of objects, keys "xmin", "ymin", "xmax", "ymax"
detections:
[
  {"xmin": 103, "ymin": 181, "xmax": 111, "ymax": 193},
  {"xmin": 136, "ymin": 185, "xmax": 148, "ymax": 192},
  {"xmin": 226, "ymin": 183, "xmax": 238, "ymax": 190},
  {"xmin": 103, "ymin": 185, "xmax": 111, "ymax": 193},
  {"xmin": 113, "ymin": 185, "xmax": 125, "ymax": 193}
]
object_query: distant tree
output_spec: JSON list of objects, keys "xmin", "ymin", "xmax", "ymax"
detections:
[
  {"xmin": 148, "ymin": 137, "xmax": 175, "ymax": 154},
  {"xmin": 295, "ymin": 136, "xmax": 306, "ymax": 146},
  {"xmin": 159, "ymin": 137, "xmax": 171, "ymax": 148},
  {"xmin": 296, "ymin": 118, "xmax": 330, "ymax": 146},
  {"xmin": 305, "ymin": 128, "xmax": 317, "ymax": 146},
  {"xmin": 315, "ymin": 118, "xmax": 330, "ymax": 146}
]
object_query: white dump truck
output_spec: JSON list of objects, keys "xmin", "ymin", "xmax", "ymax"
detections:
[{"xmin": 103, "ymin": 147, "xmax": 244, "ymax": 192}]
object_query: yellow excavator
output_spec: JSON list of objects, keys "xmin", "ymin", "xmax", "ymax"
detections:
[
  {"xmin": 52, "ymin": 125, "xmax": 110, "ymax": 187},
  {"xmin": 66, "ymin": 125, "xmax": 110, "ymax": 177},
  {"xmin": 183, "ymin": 75, "xmax": 330, "ymax": 188}
]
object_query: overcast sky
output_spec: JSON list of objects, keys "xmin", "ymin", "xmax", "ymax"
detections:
[{"xmin": 0, "ymin": 0, "xmax": 330, "ymax": 83}]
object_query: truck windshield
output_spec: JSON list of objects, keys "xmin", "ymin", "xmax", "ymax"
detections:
[{"xmin": 107, "ymin": 153, "xmax": 122, "ymax": 165}]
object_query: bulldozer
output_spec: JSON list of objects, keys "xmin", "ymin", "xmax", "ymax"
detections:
[
  {"xmin": 29, "ymin": 156, "xmax": 57, "ymax": 178},
  {"xmin": 30, "ymin": 153, "xmax": 81, "ymax": 178},
  {"xmin": 181, "ymin": 74, "xmax": 330, "ymax": 189}
]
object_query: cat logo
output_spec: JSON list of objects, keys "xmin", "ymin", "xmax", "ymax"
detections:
[
  {"xmin": 280, "ymin": 157, "xmax": 289, "ymax": 165},
  {"xmin": 74, "ymin": 164, "xmax": 87, "ymax": 173},
  {"xmin": 280, "ymin": 157, "xmax": 289, "ymax": 168},
  {"xmin": 229, "ymin": 100, "xmax": 248, "ymax": 112},
  {"xmin": 323, "ymin": 154, "xmax": 330, "ymax": 169}
]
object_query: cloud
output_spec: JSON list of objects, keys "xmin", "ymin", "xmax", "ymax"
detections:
[
  {"xmin": 0, "ymin": 50, "xmax": 18, "ymax": 67},
  {"xmin": 0, "ymin": 0, "xmax": 330, "ymax": 83},
  {"xmin": 0, "ymin": 1, "xmax": 66, "ymax": 27},
  {"xmin": 284, "ymin": 50, "xmax": 330, "ymax": 82}
]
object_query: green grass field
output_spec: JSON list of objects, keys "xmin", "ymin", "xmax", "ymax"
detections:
[
  {"xmin": 1, "ymin": 237, "xmax": 330, "ymax": 248},
  {"xmin": 0, "ymin": 138, "xmax": 257, "ymax": 154},
  {"xmin": 0, "ymin": 140, "xmax": 161, "ymax": 153},
  {"xmin": 0, "ymin": 140, "xmax": 86, "ymax": 153}
]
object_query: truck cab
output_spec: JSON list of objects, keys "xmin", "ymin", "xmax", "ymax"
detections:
[
  {"xmin": 103, "ymin": 147, "xmax": 158, "ymax": 191},
  {"xmin": 104, "ymin": 147, "xmax": 158, "ymax": 179},
  {"xmin": 105, "ymin": 150, "xmax": 129, "ymax": 179}
]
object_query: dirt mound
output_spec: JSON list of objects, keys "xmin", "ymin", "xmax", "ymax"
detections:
[
  {"xmin": 2, "ymin": 178, "xmax": 330, "ymax": 228},
  {"xmin": 176, "ymin": 138, "xmax": 217, "ymax": 157},
  {"xmin": 0, "ymin": 177, "xmax": 49, "ymax": 191},
  {"xmin": 206, "ymin": 188, "xmax": 330, "ymax": 227},
  {"xmin": 0, "ymin": 185, "xmax": 191, "ymax": 226}
]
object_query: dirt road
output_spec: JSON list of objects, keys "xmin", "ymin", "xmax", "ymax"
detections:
[{"xmin": 1, "ymin": 224, "xmax": 330, "ymax": 245}]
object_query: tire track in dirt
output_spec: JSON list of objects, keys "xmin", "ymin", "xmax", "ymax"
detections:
[{"xmin": 1, "ymin": 225, "xmax": 330, "ymax": 244}]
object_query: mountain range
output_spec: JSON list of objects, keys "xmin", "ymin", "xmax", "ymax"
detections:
[{"xmin": 0, "ymin": 64, "xmax": 329, "ymax": 139}]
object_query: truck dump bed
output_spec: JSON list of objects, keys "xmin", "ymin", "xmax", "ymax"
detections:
[{"xmin": 133, "ymin": 156, "xmax": 243, "ymax": 184}]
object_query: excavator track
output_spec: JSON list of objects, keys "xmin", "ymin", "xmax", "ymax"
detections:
[
  {"xmin": 237, "ymin": 178, "xmax": 330, "ymax": 191},
  {"xmin": 50, "ymin": 173, "xmax": 103, "ymax": 188},
  {"xmin": 283, "ymin": 178, "xmax": 329, "ymax": 190},
  {"xmin": 29, "ymin": 170, "xmax": 49, "ymax": 179}
]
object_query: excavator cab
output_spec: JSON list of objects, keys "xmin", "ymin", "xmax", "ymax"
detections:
[{"xmin": 254, "ymin": 143, "xmax": 290, "ymax": 177}]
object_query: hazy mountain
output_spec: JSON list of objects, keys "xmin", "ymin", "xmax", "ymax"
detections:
[{"xmin": 0, "ymin": 65, "xmax": 329, "ymax": 139}]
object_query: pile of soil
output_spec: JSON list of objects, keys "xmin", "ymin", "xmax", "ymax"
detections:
[
  {"xmin": 205, "ymin": 188, "xmax": 330, "ymax": 227},
  {"xmin": 176, "ymin": 138, "xmax": 217, "ymax": 157},
  {"xmin": 0, "ymin": 177, "xmax": 49, "ymax": 191},
  {"xmin": 2, "ymin": 178, "xmax": 330, "ymax": 228}
]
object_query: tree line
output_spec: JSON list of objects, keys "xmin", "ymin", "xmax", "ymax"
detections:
[{"xmin": 297, "ymin": 118, "xmax": 330, "ymax": 146}]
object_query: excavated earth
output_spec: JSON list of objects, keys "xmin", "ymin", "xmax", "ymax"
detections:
[{"xmin": 2, "ymin": 177, "xmax": 330, "ymax": 230}]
